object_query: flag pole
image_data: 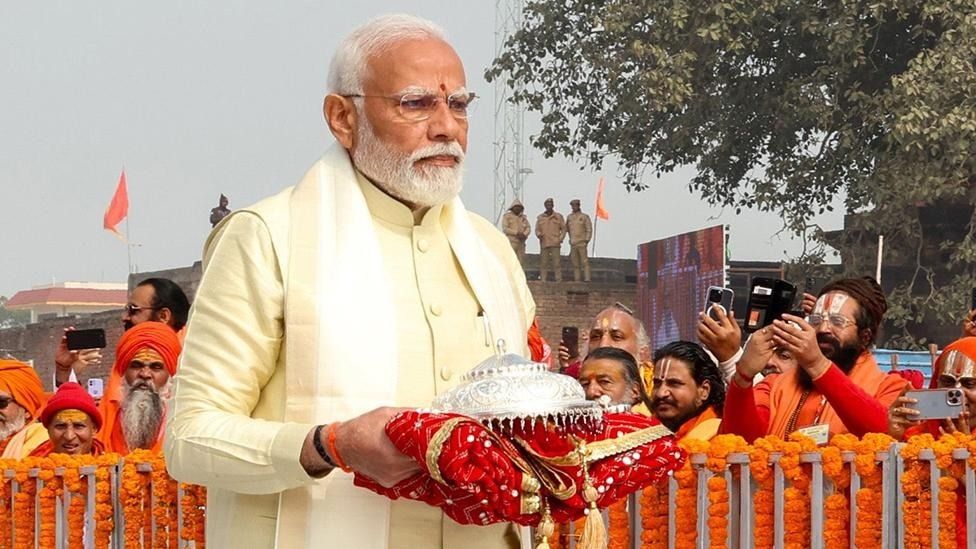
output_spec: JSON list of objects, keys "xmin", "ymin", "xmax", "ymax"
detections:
[
  {"xmin": 591, "ymin": 209, "xmax": 599, "ymax": 256},
  {"xmin": 126, "ymin": 215, "xmax": 132, "ymax": 275}
]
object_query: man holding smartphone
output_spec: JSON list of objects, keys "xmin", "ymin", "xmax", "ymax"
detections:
[{"xmin": 722, "ymin": 276, "xmax": 908, "ymax": 443}]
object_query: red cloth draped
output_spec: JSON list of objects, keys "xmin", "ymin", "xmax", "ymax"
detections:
[{"xmin": 354, "ymin": 411, "xmax": 683, "ymax": 526}]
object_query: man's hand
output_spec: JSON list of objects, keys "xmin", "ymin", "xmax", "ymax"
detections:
[
  {"xmin": 771, "ymin": 314, "xmax": 831, "ymax": 378},
  {"xmin": 55, "ymin": 327, "xmax": 102, "ymax": 382},
  {"xmin": 697, "ymin": 306, "xmax": 741, "ymax": 362},
  {"xmin": 887, "ymin": 389, "xmax": 921, "ymax": 440},
  {"xmin": 556, "ymin": 342, "xmax": 571, "ymax": 371},
  {"xmin": 940, "ymin": 409, "xmax": 972, "ymax": 437},
  {"xmin": 736, "ymin": 328, "xmax": 775, "ymax": 385},
  {"xmin": 800, "ymin": 292, "xmax": 818, "ymax": 315},
  {"xmin": 962, "ymin": 309, "xmax": 976, "ymax": 338},
  {"xmin": 334, "ymin": 407, "xmax": 421, "ymax": 487}
]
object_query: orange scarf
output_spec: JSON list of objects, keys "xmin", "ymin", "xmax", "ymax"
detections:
[
  {"xmin": 674, "ymin": 406, "xmax": 721, "ymax": 441},
  {"xmin": 767, "ymin": 353, "xmax": 886, "ymax": 438}
]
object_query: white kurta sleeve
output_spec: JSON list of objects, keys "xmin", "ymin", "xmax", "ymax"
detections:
[{"xmin": 164, "ymin": 212, "xmax": 317, "ymax": 494}]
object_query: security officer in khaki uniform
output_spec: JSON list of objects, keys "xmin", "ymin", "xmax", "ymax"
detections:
[
  {"xmin": 566, "ymin": 199, "xmax": 592, "ymax": 281},
  {"xmin": 535, "ymin": 197, "xmax": 566, "ymax": 281},
  {"xmin": 501, "ymin": 199, "xmax": 531, "ymax": 264}
]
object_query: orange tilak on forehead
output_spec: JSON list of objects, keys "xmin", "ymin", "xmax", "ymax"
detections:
[
  {"xmin": 54, "ymin": 409, "xmax": 89, "ymax": 424},
  {"xmin": 601, "ymin": 317, "xmax": 610, "ymax": 328},
  {"xmin": 133, "ymin": 348, "xmax": 164, "ymax": 364}
]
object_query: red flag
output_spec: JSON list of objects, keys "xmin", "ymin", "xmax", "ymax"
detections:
[
  {"xmin": 595, "ymin": 177, "xmax": 610, "ymax": 220},
  {"xmin": 103, "ymin": 169, "xmax": 128, "ymax": 239}
]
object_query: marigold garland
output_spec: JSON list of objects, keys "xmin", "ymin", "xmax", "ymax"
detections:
[
  {"xmin": 36, "ymin": 464, "xmax": 58, "ymax": 549},
  {"xmin": 640, "ymin": 482, "xmax": 668, "ymax": 548},
  {"xmin": 0, "ymin": 470, "xmax": 11, "ymax": 549},
  {"xmin": 749, "ymin": 436, "xmax": 779, "ymax": 549},
  {"xmin": 821, "ymin": 433, "xmax": 856, "ymax": 549},
  {"xmin": 704, "ymin": 435, "xmax": 747, "ymax": 549},
  {"xmin": 607, "ymin": 499, "xmax": 629, "ymax": 549},
  {"xmin": 12, "ymin": 461, "xmax": 36, "ymax": 549},
  {"xmin": 673, "ymin": 438, "xmax": 709, "ymax": 549},
  {"xmin": 852, "ymin": 433, "xmax": 893, "ymax": 549}
]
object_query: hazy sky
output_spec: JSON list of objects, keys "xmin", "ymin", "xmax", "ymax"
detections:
[{"xmin": 0, "ymin": 1, "xmax": 842, "ymax": 297}]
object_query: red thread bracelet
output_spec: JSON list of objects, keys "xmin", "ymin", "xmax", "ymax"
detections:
[{"xmin": 327, "ymin": 422, "xmax": 353, "ymax": 473}]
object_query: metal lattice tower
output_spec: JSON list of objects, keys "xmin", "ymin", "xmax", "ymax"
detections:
[{"xmin": 493, "ymin": 0, "xmax": 530, "ymax": 224}]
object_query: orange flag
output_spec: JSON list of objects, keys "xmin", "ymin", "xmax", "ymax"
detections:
[
  {"xmin": 103, "ymin": 169, "xmax": 128, "ymax": 239},
  {"xmin": 595, "ymin": 177, "xmax": 610, "ymax": 220}
]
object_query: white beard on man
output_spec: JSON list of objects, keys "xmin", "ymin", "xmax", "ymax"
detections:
[
  {"xmin": 352, "ymin": 112, "xmax": 465, "ymax": 208},
  {"xmin": 121, "ymin": 379, "xmax": 166, "ymax": 451},
  {"xmin": 0, "ymin": 406, "xmax": 26, "ymax": 442}
]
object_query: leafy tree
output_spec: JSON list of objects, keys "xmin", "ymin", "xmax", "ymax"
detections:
[{"xmin": 488, "ymin": 0, "xmax": 976, "ymax": 346}]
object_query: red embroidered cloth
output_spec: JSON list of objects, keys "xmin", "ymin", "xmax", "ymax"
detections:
[{"xmin": 353, "ymin": 410, "xmax": 683, "ymax": 526}]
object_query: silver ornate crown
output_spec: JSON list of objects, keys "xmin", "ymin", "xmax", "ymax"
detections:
[{"xmin": 430, "ymin": 340, "xmax": 610, "ymax": 428}]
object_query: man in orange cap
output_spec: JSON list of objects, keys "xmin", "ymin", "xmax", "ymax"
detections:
[
  {"xmin": 0, "ymin": 359, "xmax": 48, "ymax": 458},
  {"xmin": 98, "ymin": 322, "xmax": 181, "ymax": 453}
]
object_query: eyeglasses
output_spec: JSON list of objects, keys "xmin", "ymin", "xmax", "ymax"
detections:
[
  {"xmin": 0, "ymin": 396, "xmax": 16, "ymax": 409},
  {"xmin": 124, "ymin": 304, "xmax": 161, "ymax": 316},
  {"xmin": 342, "ymin": 91, "xmax": 477, "ymax": 121},
  {"xmin": 806, "ymin": 313, "xmax": 857, "ymax": 330}
]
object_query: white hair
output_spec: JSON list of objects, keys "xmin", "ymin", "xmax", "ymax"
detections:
[{"xmin": 328, "ymin": 14, "xmax": 448, "ymax": 94}]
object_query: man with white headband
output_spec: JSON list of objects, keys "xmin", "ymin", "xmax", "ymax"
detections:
[
  {"xmin": 722, "ymin": 276, "xmax": 908, "ymax": 443},
  {"xmin": 165, "ymin": 14, "xmax": 535, "ymax": 548}
]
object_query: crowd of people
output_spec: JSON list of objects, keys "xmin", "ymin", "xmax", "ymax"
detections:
[
  {"xmin": 0, "ymin": 277, "xmax": 188, "ymax": 460},
  {"xmin": 0, "ymin": 12, "xmax": 972, "ymax": 549}
]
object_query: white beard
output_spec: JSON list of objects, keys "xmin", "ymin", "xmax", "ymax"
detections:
[
  {"xmin": 352, "ymin": 117, "xmax": 465, "ymax": 208},
  {"xmin": 0, "ymin": 408, "xmax": 25, "ymax": 442},
  {"xmin": 121, "ymin": 381, "xmax": 166, "ymax": 450}
]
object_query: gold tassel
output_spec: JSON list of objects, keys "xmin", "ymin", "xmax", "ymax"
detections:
[
  {"xmin": 535, "ymin": 502, "xmax": 555, "ymax": 549},
  {"xmin": 574, "ymin": 439, "xmax": 607, "ymax": 549},
  {"xmin": 576, "ymin": 483, "xmax": 607, "ymax": 549}
]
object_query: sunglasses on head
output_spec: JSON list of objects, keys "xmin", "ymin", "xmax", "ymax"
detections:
[{"xmin": 0, "ymin": 395, "xmax": 16, "ymax": 409}]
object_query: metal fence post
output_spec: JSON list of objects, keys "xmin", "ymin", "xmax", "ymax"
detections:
[{"xmin": 805, "ymin": 452, "xmax": 824, "ymax": 549}]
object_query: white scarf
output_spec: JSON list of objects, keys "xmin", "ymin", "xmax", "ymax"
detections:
[{"xmin": 272, "ymin": 145, "xmax": 528, "ymax": 547}]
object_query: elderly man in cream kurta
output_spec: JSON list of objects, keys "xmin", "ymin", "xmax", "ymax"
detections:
[{"xmin": 165, "ymin": 14, "xmax": 534, "ymax": 549}]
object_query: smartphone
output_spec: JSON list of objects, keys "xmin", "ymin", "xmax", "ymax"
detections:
[
  {"xmin": 744, "ymin": 278, "xmax": 797, "ymax": 333},
  {"xmin": 65, "ymin": 328, "xmax": 107, "ymax": 351},
  {"xmin": 905, "ymin": 389, "xmax": 965, "ymax": 420},
  {"xmin": 704, "ymin": 286, "xmax": 734, "ymax": 321},
  {"xmin": 562, "ymin": 326, "xmax": 579, "ymax": 359},
  {"xmin": 970, "ymin": 287, "xmax": 976, "ymax": 311},
  {"xmin": 87, "ymin": 378, "xmax": 104, "ymax": 399}
]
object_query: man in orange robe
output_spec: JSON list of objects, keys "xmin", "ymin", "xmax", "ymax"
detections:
[
  {"xmin": 97, "ymin": 322, "xmax": 181, "ymax": 453},
  {"xmin": 650, "ymin": 341, "xmax": 725, "ymax": 441},
  {"xmin": 0, "ymin": 359, "xmax": 49, "ymax": 458},
  {"xmin": 723, "ymin": 276, "xmax": 908, "ymax": 443}
]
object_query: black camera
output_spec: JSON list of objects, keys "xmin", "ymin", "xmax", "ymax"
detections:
[{"xmin": 743, "ymin": 277, "xmax": 797, "ymax": 333}]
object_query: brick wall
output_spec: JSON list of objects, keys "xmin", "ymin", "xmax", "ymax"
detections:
[
  {"xmin": 0, "ymin": 310, "xmax": 123, "ymax": 391},
  {"xmin": 528, "ymin": 279, "xmax": 637, "ymax": 354}
]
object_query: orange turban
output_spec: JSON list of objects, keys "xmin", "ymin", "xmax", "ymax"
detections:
[
  {"xmin": 0, "ymin": 359, "xmax": 46, "ymax": 419},
  {"xmin": 112, "ymin": 321, "xmax": 182, "ymax": 377},
  {"xmin": 930, "ymin": 337, "xmax": 976, "ymax": 388}
]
